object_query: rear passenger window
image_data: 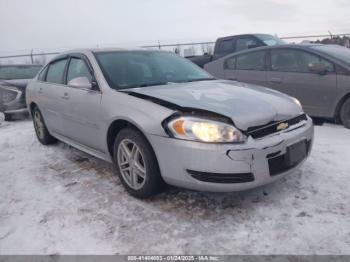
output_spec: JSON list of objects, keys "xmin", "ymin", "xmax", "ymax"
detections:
[
  {"xmin": 67, "ymin": 58, "xmax": 92, "ymax": 84},
  {"xmin": 236, "ymin": 51, "xmax": 265, "ymax": 70},
  {"xmin": 46, "ymin": 59, "xmax": 68, "ymax": 84}
]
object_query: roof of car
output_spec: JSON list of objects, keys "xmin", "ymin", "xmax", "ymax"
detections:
[
  {"xmin": 217, "ymin": 33, "xmax": 274, "ymax": 41},
  {"xmin": 50, "ymin": 48, "xmax": 168, "ymax": 61},
  {"xmin": 60, "ymin": 47, "xmax": 165, "ymax": 55}
]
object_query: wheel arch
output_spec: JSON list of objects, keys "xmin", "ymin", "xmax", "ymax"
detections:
[
  {"xmin": 334, "ymin": 92, "xmax": 350, "ymax": 122},
  {"xmin": 106, "ymin": 118, "xmax": 156, "ymax": 161}
]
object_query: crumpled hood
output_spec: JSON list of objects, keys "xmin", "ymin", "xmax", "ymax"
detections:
[
  {"xmin": 126, "ymin": 80, "xmax": 303, "ymax": 130},
  {"xmin": 0, "ymin": 79, "xmax": 30, "ymax": 91}
]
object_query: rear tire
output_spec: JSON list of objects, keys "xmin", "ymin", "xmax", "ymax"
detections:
[
  {"xmin": 340, "ymin": 98, "xmax": 350, "ymax": 129},
  {"xmin": 32, "ymin": 106, "xmax": 57, "ymax": 145},
  {"xmin": 4, "ymin": 113, "xmax": 12, "ymax": 121},
  {"xmin": 113, "ymin": 127, "xmax": 164, "ymax": 198}
]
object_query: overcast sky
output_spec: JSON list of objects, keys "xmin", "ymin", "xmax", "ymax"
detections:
[{"xmin": 0, "ymin": 0, "xmax": 349, "ymax": 54}]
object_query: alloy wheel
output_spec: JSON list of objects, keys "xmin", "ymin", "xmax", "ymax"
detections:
[
  {"xmin": 34, "ymin": 111, "xmax": 45, "ymax": 140},
  {"xmin": 117, "ymin": 139, "xmax": 147, "ymax": 190}
]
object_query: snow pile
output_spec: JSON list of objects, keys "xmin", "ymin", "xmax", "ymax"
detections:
[{"xmin": 0, "ymin": 120, "xmax": 349, "ymax": 254}]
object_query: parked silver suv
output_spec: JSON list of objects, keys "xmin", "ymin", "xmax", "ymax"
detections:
[{"xmin": 26, "ymin": 49, "xmax": 313, "ymax": 198}]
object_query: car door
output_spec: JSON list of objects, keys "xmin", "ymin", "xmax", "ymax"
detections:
[
  {"xmin": 265, "ymin": 48, "xmax": 337, "ymax": 116},
  {"xmin": 38, "ymin": 57, "xmax": 69, "ymax": 135},
  {"xmin": 60, "ymin": 55, "xmax": 104, "ymax": 152},
  {"xmin": 223, "ymin": 50, "xmax": 267, "ymax": 86}
]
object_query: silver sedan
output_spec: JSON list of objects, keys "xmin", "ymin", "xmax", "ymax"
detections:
[{"xmin": 26, "ymin": 49, "xmax": 314, "ymax": 198}]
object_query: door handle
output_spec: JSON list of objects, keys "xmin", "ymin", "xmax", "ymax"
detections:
[
  {"xmin": 61, "ymin": 92, "xmax": 69, "ymax": 100},
  {"xmin": 38, "ymin": 88, "xmax": 43, "ymax": 94},
  {"xmin": 269, "ymin": 78, "xmax": 282, "ymax": 83}
]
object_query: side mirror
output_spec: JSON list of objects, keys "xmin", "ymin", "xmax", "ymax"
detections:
[
  {"xmin": 68, "ymin": 76, "xmax": 92, "ymax": 89},
  {"xmin": 308, "ymin": 62, "xmax": 327, "ymax": 75}
]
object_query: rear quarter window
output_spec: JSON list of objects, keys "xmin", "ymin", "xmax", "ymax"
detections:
[{"xmin": 225, "ymin": 56, "xmax": 236, "ymax": 70}]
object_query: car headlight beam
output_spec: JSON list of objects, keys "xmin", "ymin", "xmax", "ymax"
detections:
[{"xmin": 167, "ymin": 116, "xmax": 246, "ymax": 143}]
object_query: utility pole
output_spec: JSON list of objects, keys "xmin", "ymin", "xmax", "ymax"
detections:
[{"xmin": 30, "ymin": 49, "xmax": 34, "ymax": 64}]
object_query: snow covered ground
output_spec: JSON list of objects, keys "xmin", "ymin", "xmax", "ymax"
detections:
[{"xmin": 0, "ymin": 119, "xmax": 349, "ymax": 255}]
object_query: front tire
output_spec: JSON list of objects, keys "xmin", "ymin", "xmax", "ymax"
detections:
[
  {"xmin": 340, "ymin": 98, "xmax": 350, "ymax": 129},
  {"xmin": 113, "ymin": 127, "xmax": 164, "ymax": 198},
  {"xmin": 32, "ymin": 106, "xmax": 57, "ymax": 145}
]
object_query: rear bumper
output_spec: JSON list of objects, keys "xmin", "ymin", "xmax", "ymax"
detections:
[{"xmin": 148, "ymin": 116, "xmax": 314, "ymax": 192}]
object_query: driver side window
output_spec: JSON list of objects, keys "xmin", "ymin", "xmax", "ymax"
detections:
[{"xmin": 66, "ymin": 57, "xmax": 92, "ymax": 84}]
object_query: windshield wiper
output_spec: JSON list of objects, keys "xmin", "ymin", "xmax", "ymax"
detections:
[
  {"xmin": 119, "ymin": 82, "xmax": 169, "ymax": 89},
  {"xmin": 138, "ymin": 82, "xmax": 169, "ymax": 87},
  {"xmin": 183, "ymin": 77, "xmax": 216, "ymax": 83}
]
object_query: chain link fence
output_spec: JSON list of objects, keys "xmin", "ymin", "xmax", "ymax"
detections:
[{"xmin": 1, "ymin": 33, "xmax": 350, "ymax": 65}]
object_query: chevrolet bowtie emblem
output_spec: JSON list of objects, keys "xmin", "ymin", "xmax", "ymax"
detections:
[{"xmin": 276, "ymin": 122, "xmax": 289, "ymax": 131}]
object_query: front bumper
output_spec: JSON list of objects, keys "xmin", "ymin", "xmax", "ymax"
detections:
[{"xmin": 148, "ymin": 116, "xmax": 314, "ymax": 192}]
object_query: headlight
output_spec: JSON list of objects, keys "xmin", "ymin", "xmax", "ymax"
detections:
[
  {"xmin": 292, "ymin": 97, "xmax": 302, "ymax": 109},
  {"xmin": 167, "ymin": 116, "xmax": 246, "ymax": 143}
]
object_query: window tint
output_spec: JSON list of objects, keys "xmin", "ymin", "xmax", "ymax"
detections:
[
  {"xmin": 225, "ymin": 56, "xmax": 236, "ymax": 70},
  {"xmin": 95, "ymin": 51, "xmax": 212, "ymax": 89},
  {"xmin": 271, "ymin": 49, "xmax": 334, "ymax": 73},
  {"xmin": 46, "ymin": 59, "xmax": 67, "ymax": 84},
  {"xmin": 236, "ymin": 51, "xmax": 265, "ymax": 70},
  {"xmin": 67, "ymin": 58, "xmax": 92, "ymax": 84},
  {"xmin": 236, "ymin": 38, "xmax": 259, "ymax": 52},
  {"xmin": 217, "ymin": 39, "xmax": 234, "ymax": 54}
]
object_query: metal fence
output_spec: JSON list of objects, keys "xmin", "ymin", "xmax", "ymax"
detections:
[{"xmin": 1, "ymin": 33, "xmax": 350, "ymax": 64}]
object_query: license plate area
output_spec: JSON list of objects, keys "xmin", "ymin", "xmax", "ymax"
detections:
[{"xmin": 286, "ymin": 140, "xmax": 307, "ymax": 167}]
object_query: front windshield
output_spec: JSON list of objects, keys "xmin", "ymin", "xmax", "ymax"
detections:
[
  {"xmin": 256, "ymin": 34, "xmax": 286, "ymax": 46},
  {"xmin": 94, "ymin": 51, "xmax": 214, "ymax": 89},
  {"xmin": 310, "ymin": 45, "xmax": 350, "ymax": 65},
  {"xmin": 0, "ymin": 65, "xmax": 42, "ymax": 80}
]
